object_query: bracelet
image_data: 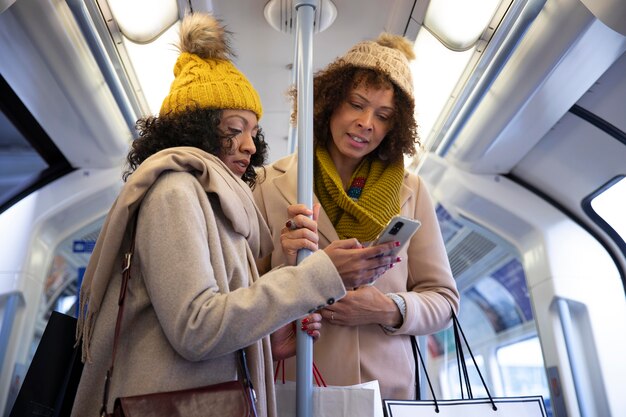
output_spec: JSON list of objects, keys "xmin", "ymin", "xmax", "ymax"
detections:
[{"xmin": 383, "ymin": 293, "xmax": 406, "ymax": 332}]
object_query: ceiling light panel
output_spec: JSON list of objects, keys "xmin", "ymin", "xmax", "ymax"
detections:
[
  {"xmin": 424, "ymin": 0, "xmax": 503, "ymax": 51},
  {"xmin": 107, "ymin": 0, "xmax": 179, "ymax": 43}
]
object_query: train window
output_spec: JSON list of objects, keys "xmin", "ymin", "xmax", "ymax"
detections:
[
  {"xmin": 432, "ymin": 203, "xmax": 552, "ymax": 414},
  {"xmin": 442, "ymin": 353, "xmax": 488, "ymax": 398},
  {"xmin": 0, "ymin": 110, "xmax": 47, "ymax": 200},
  {"xmin": 497, "ymin": 337, "xmax": 549, "ymax": 395},
  {"xmin": 582, "ymin": 175, "xmax": 626, "ymax": 265},
  {"xmin": 587, "ymin": 175, "xmax": 626, "ymax": 241},
  {"xmin": 497, "ymin": 337, "xmax": 551, "ymax": 414},
  {"xmin": 0, "ymin": 76, "xmax": 73, "ymax": 214}
]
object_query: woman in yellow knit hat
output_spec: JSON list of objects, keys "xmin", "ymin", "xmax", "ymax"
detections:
[
  {"xmin": 71, "ymin": 13, "xmax": 400, "ymax": 417},
  {"xmin": 254, "ymin": 33, "xmax": 460, "ymax": 400}
]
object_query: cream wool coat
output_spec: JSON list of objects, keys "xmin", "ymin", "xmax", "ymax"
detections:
[
  {"xmin": 253, "ymin": 153, "xmax": 460, "ymax": 400},
  {"xmin": 71, "ymin": 151, "xmax": 346, "ymax": 417}
]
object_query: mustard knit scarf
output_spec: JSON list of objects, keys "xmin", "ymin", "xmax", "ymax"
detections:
[{"xmin": 314, "ymin": 146, "xmax": 404, "ymax": 242}]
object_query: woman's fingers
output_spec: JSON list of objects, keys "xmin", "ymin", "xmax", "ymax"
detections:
[
  {"xmin": 301, "ymin": 313, "xmax": 322, "ymax": 339},
  {"xmin": 324, "ymin": 240, "xmax": 401, "ymax": 288}
]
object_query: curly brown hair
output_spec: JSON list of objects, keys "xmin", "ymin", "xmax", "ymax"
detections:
[
  {"xmin": 309, "ymin": 62, "xmax": 419, "ymax": 161},
  {"xmin": 123, "ymin": 108, "xmax": 268, "ymax": 188}
]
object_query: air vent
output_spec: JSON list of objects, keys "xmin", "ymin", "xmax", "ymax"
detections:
[
  {"xmin": 264, "ymin": 0, "xmax": 337, "ymax": 34},
  {"xmin": 447, "ymin": 230, "xmax": 497, "ymax": 278}
]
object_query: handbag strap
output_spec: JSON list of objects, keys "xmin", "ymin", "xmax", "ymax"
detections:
[
  {"xmin": 100, "ymin": 217, "xmax": 138, "ymax": 417},
  {"xmin": 409, "ymin": 311, "xmax": 498, "ymax": 412},
  {"xmin": 99, "ymin": 216, "xmax": 256, "ymax": 416}
]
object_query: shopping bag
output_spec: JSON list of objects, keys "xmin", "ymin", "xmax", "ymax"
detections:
[
  {"xmin": 383, "ymin": 312, "xmax": 547, "ymax": 417},
  {"xmin": 383, "ymin": 396, "xmax": 547, "ymax": 416},
  {"xmin": 274, "ymin": 379, "xmax": 383, "ymax": 417},
  {"xmin": 9, "ymin": 311, "xmax": 84, "ymax": 417}
]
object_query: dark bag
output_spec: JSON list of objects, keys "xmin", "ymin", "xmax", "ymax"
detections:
[
  {"xmin": 9, "ymin": 311, "xmax": 83, "ymax": 417},
  {"xmin": 101, "ymin": 218, "xmax": 257, "ymax": 417}
]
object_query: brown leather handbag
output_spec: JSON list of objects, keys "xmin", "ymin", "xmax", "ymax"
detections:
[{"xmin": 101, "ymin": 219, "xmax": 258, "ymax": 417}]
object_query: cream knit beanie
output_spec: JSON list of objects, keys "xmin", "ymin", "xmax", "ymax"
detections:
[{"xmin": 341, "ymin": 33, "xmax": 415, "ymax": 99}]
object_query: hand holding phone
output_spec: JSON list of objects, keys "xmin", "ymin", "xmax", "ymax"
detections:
[{"xmin": 368, "ymin": 215, "xmax": 421, "ymax": 257}]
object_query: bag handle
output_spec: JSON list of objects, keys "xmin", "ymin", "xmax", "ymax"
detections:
[
  {"xmin": 410, "ymin": 311, "xmax": 497, "ymax": 412},
  {"xmin": 99, "ymin": 216, "xmax": 256, "ymax": 416},
  {"xmin": 274, "ymin": 360, "xmax": 325, "ymax": 386}
]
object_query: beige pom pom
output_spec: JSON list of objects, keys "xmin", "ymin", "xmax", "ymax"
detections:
[
  {"xmin": 376, "ymin": 33, "xmax": 415, "ymax": 61},
  {"xmin": 178, "ymin": 13, "xmax": 233, "ymax": 60}
]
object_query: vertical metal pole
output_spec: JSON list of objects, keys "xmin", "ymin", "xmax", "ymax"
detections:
[
  {"xmin": 287, "ymin": 30, "xmax": 299, "ymax": 154},
  {"xmin": 294, "ymin": 1, "xmax": 316, "ymax": 417}
]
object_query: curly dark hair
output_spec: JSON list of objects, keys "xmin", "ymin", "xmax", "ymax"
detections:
[
  {"xmin": 306, "ymin": 62, "xmax": 419, "ymax": 161},
  {"xmin": 123, "ymin": 108, "xmax": 268, "ymax": 188}
]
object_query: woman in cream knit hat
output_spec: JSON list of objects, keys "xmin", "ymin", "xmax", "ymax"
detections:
[
  {"xmin": 71, "ymin": 13, "xmax": 399, "ymax": 417},
  {"xmin": 254, "ymin": 33, "xmax": 460, "ymax": 400}
]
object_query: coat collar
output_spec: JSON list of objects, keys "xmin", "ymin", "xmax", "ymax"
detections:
[{"xmin": 270, "ymin": 153, "xmax": 412, "ymax": 244}]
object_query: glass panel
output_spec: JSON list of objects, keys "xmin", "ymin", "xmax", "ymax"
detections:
[
  {"xmin": 431, "ymin": 202, "xmax": 551, "ymax": 415},
  {"xmin": 590, "ymin": 176, "xmax": 626, "ymax": 243},
  {"xmin": 0, "ymin": 110, "xmax": 48, "ymax": 202},
  {"xmin": 497, "ymin": 337, "xmax": 552, "ymax": 414},
  {"xmin": 29, "ymin": 217, "xmax": 104, "ymax": 362},
  {"xmin": 443, "ymin": 355, "xmax": 488, "ymax": 398}
]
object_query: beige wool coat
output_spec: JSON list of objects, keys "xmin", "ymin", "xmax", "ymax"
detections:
[
  {"xmin": 71, "ymin": 148, "xmax": 346, "ymax": 417},
  {"xmin": 253, "ymin": 153, "xmax": 460, "ymax": 400}
]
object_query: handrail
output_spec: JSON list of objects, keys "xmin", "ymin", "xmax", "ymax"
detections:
[
  {"xmin": 555, "ymin": 297, "xmax": 591, "ymax": 417},
  {"xmin": 294, "ymin": 2, "xmax": 317, "ymax": 417}
]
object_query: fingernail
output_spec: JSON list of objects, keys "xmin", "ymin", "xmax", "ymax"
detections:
[
  {"xmin": 307, "ymin": 330, "xmax": 314, "ymax": 336},
  {"xmin": 302, "ymin": 318, "xmax": 309, "ymax": 325},
  {"xmin": 301, "ymin": 325, "xmax": 307, "ymax": 331},
  {"xmin": 396, "ymin": 256, "xmax": 402, "ymax": 262},
  {"xmin": 286, "ymin": 220, "xmax": 293, "ymax": 229},
  {"xmin": 389, "ymin": 264, "xmax": 394, "ymax": 269},
  {"xmin": 394, "ymin": 241, "xmax": 401, "ymax": 247}
]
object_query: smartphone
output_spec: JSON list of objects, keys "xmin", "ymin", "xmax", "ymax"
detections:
[{"xmin": 368, "ymin": 215, "xmax": 421, "ymax": 257}]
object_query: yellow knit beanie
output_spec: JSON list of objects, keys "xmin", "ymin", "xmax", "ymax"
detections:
[
  {"xmin": 160, "ymin": 13, "xmax": 263, "ymax": 119},
  {"xmin": 341, "ymin": 33, "xmax": 415, "ymax": 100}
]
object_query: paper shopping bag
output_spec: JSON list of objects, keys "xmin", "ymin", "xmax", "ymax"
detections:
[
  {"xmin": 275, "ymin": 380, "xmax": 383, "ymax": 417},
  {"xmin": 386, "ymin": 312, "xmax": 548, "ymax": 417},
  {"xmin": 384, "ymin": 396, "xmax": 547, "ymax": 417}
]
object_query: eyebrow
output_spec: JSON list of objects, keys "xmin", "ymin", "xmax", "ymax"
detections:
[
  {"xmin": 223, "ymin": 114, "xmax": 260, "ymax": 130},
  {"xmin": 351, "ymin": 93, "xmax": 394, "ymax": 112}
]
